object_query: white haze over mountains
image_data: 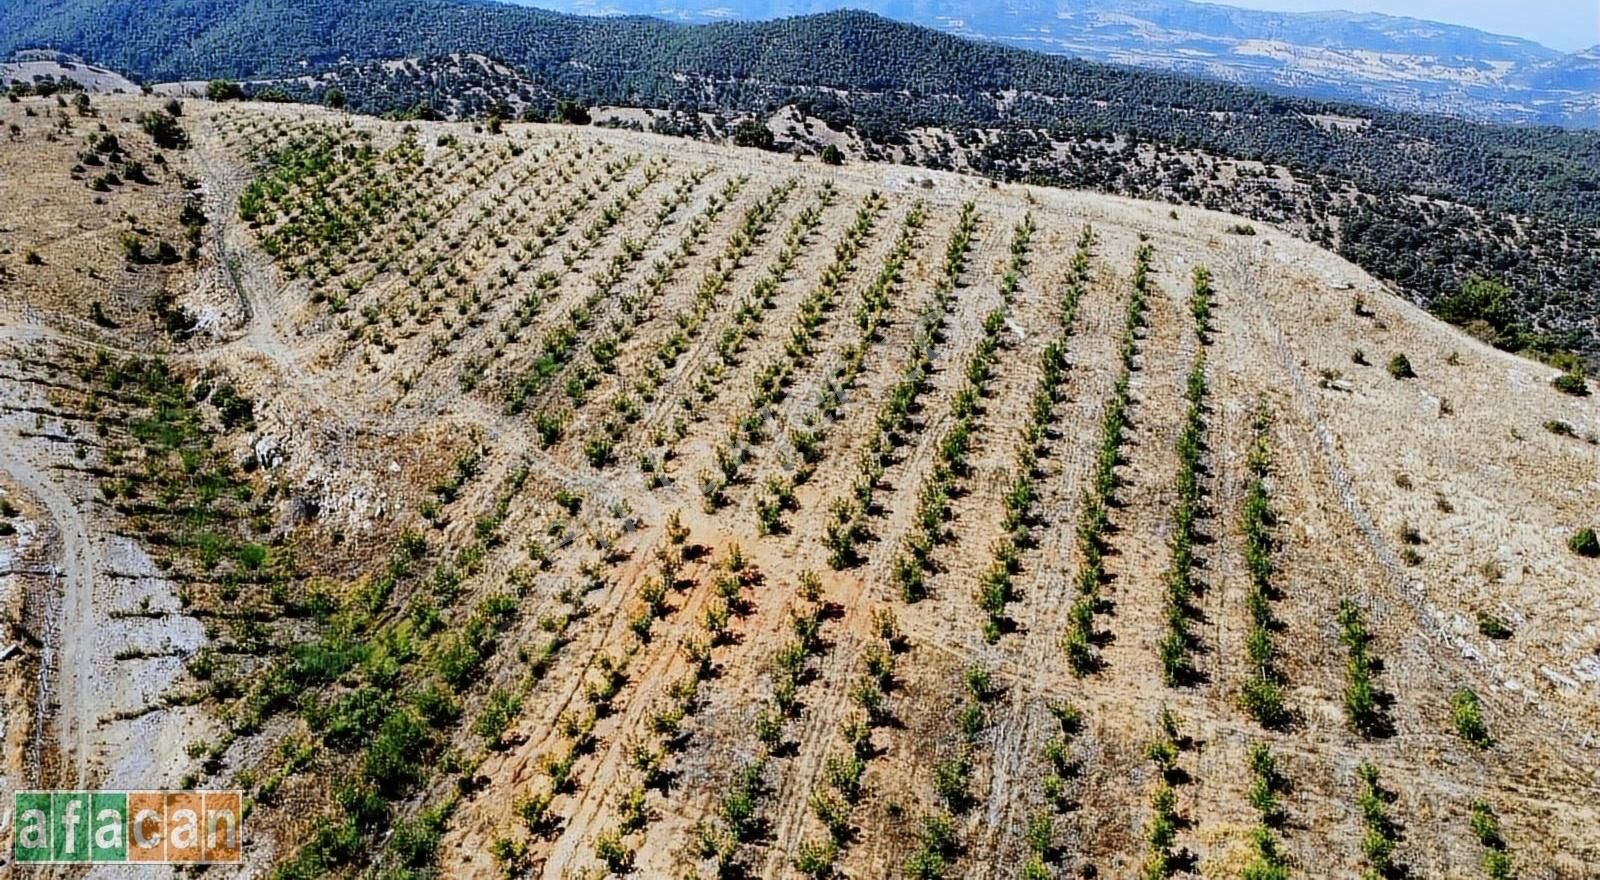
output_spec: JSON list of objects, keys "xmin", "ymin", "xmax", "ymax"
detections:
[{"xmin": 1222, "ymin": 0, "xmax": 1596, "ymax": 52}]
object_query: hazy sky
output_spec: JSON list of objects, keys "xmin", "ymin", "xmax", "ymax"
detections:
[{"xmin": 1222, "ymin": 1, "xmax": 1599, "ymax": 51}]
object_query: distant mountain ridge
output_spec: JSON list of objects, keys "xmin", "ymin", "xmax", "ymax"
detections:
[{"xmin": 522, "ymin": 0, "xmax": 1600, "ymax": 126}]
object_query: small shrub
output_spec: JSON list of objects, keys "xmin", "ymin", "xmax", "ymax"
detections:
[
  {"xmin": 1552, "ymin": 367, "xmax": 1590, "ymax": 397},
  {"xmin": 1240, "ymin": 677, "xmax": 1287, "ymax": 729},
  {"xmin": 1476, "ymin": 613, "xmax": 1513, "ymax": 640},
  {"xmin": 1451, "ymin": 688, "xmax": 1492, "ymax": 748},
  {"xmin": 1386, "ymin": 354, "xmax": 1415, "ymax": 379},
  {"xmin": 205, "ymin": 80, "xmax": 244, "ymax": 101},
  {"xmin": 793, "ymin": 838, "xmax": 837, "ymax": 877},
  {"xmin": 732, "ymin": 119, "xmax": 775, "ymax": 150},
  {"xmin": 473, "ymin": 689, "xmax": 523, "ymax": 745},
  {"xmin": 1569, "ymin": 527, "xmax": 1599, "ymax": 558},
  {"xmin": 139, "ymin": 110, "xmax": 189, "ymax": 149},
  {"xmin": 583, "ymin": 436, "xmax": 614, "ymax": 468},
  {"xmin": 593, "ymin": 829, "xmax": 633, "ymax": 873},
  {"xmin": 1470, "ymin": 800, "xmax": 1514, "ymax": 879}
]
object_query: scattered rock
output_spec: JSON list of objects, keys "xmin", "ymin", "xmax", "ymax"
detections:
[{"xmin": 252, "ymin": 435, "xmax": 285, "ymax": 469}]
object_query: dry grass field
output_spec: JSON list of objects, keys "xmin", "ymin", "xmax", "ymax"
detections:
[{"xmin": 0, "ymin": 94, "xmax": 1597, "ymax": 879}]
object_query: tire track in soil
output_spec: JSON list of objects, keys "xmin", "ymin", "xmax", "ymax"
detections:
[
  {"xmin": 786, "ymin": 212, "xmax": 1023, "ymax": 879},
  {"xmin": 739, "ymin": 209, "xmax": 1001, "ymax": 878},
  {"xmin": 882, "ymin": 219, "xmax": 1055, "ymax": 877},
  {"xmin": 1, "ymin": 419, "xmax": 99, "ymax": 788},
  {"xmin": 645, "ymin": 189, "xmax": 861, "ymax": 478},
  {"xmin": 972, "ymin": 237, "xmax": 1122, "ymax": 877}
]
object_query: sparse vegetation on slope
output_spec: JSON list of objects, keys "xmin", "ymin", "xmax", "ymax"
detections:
[
  {"xmin": 3, "ymin": 98, "xmax": 1597, "ymax": 880},
  {"xmin": 1063, "ymin": 241, "xmax": 1151, "ymax": 675}
]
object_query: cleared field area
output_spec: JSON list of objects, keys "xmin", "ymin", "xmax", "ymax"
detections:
[{"xmin": 1, "ymin": 96, "xmax": 1597, "ymax": 879}]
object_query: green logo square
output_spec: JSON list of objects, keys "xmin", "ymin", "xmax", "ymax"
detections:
[
  {"xmin": 52, "ymin": 791, "xmax": 92, "ymax": 862},
  {"xmin": 13, "ymin": 791, "xmax": 53, "ymax": 863},
  {"xmin": 91, "ymin": 792, "xmax": 129, "ymax": 862}
]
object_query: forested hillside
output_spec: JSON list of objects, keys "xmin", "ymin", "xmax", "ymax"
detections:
[
  {"xmin": 5, "ymin": 0, "xmax": 1600, "ymax": 362},
  {"xmin": 534, "ymin": 0, "xmax": 1600, "ymax": 126}
]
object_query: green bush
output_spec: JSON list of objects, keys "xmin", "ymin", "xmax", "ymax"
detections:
[
  {"xmin": 1569, "ymin": 527, "xmax": 1599, "ymax": 558},
  {"xmin": 556, "ymin": 100, "xmax": 595, "ymax": 124},
  {"xmin": 363, "ymin": 709, "xmax": 429, "ymax": 795},
  {"xmin": 139, "ymin": 110, "xmax": 189, "ymax": 149},
  {"xmin": 205, "ymin": 79, "xmax": 244, "ymax": 101},
  {"xmin": 793, "ymin": 838, "xmax": 838, "ymax": 877},
  {"xmin": 1354, "ymin": 762, "xmax": 1401, "ymax": 876},
  {"xmin": 1476, "ymin": 613, "xmax": 1513, "ymax": 640},
  {"xmin": 593, "ymin": 829, "xmax": 633, "ymax": 873},
  {"xmin": 1552, "ymin": 367, "xmax": 1590, "ymax": 397},
  {"xmin": 1386, "ymin": 354, "xmax": 1415, "ymax": 379},
  {"xmin": 1451, "ymin": 688, "xmax": 1492, "ymax": 748},
  {"xmin": 1240, "ymin": 677, "xmax": 1287, "ymax": 728},
  {"xmin": 932, "ymin": 752, "xmax": 971, "ymax": 812},
  {"xmin": 389, "ymin": 804, "xmax": 448, "ymax": 868},
  {"xmin": 904, "ymin": 813, "xmax": 957, "ymax": 880},
  {"xmin": 473, "ymin": 689, "xmax": 523, "ymax": 745},
  {"xmin": 732, "ymin": 119, "xmax": 775, "ymax": 150},
  {"xmin": 1470, "ymin": 801, "xmax": 1513, "ymax": 879}
]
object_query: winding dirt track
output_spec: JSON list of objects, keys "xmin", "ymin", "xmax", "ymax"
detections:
[
  {"xmin": 0, "ymin": 117, "xmax": 274, "ymax": 791},
  {"xmin": 0, "ymin": 112, "xmax": 636, "ymax": 791},
  {"xmin": 0, "ymin": 441, "xmax": 97, "ymax": 787}
]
